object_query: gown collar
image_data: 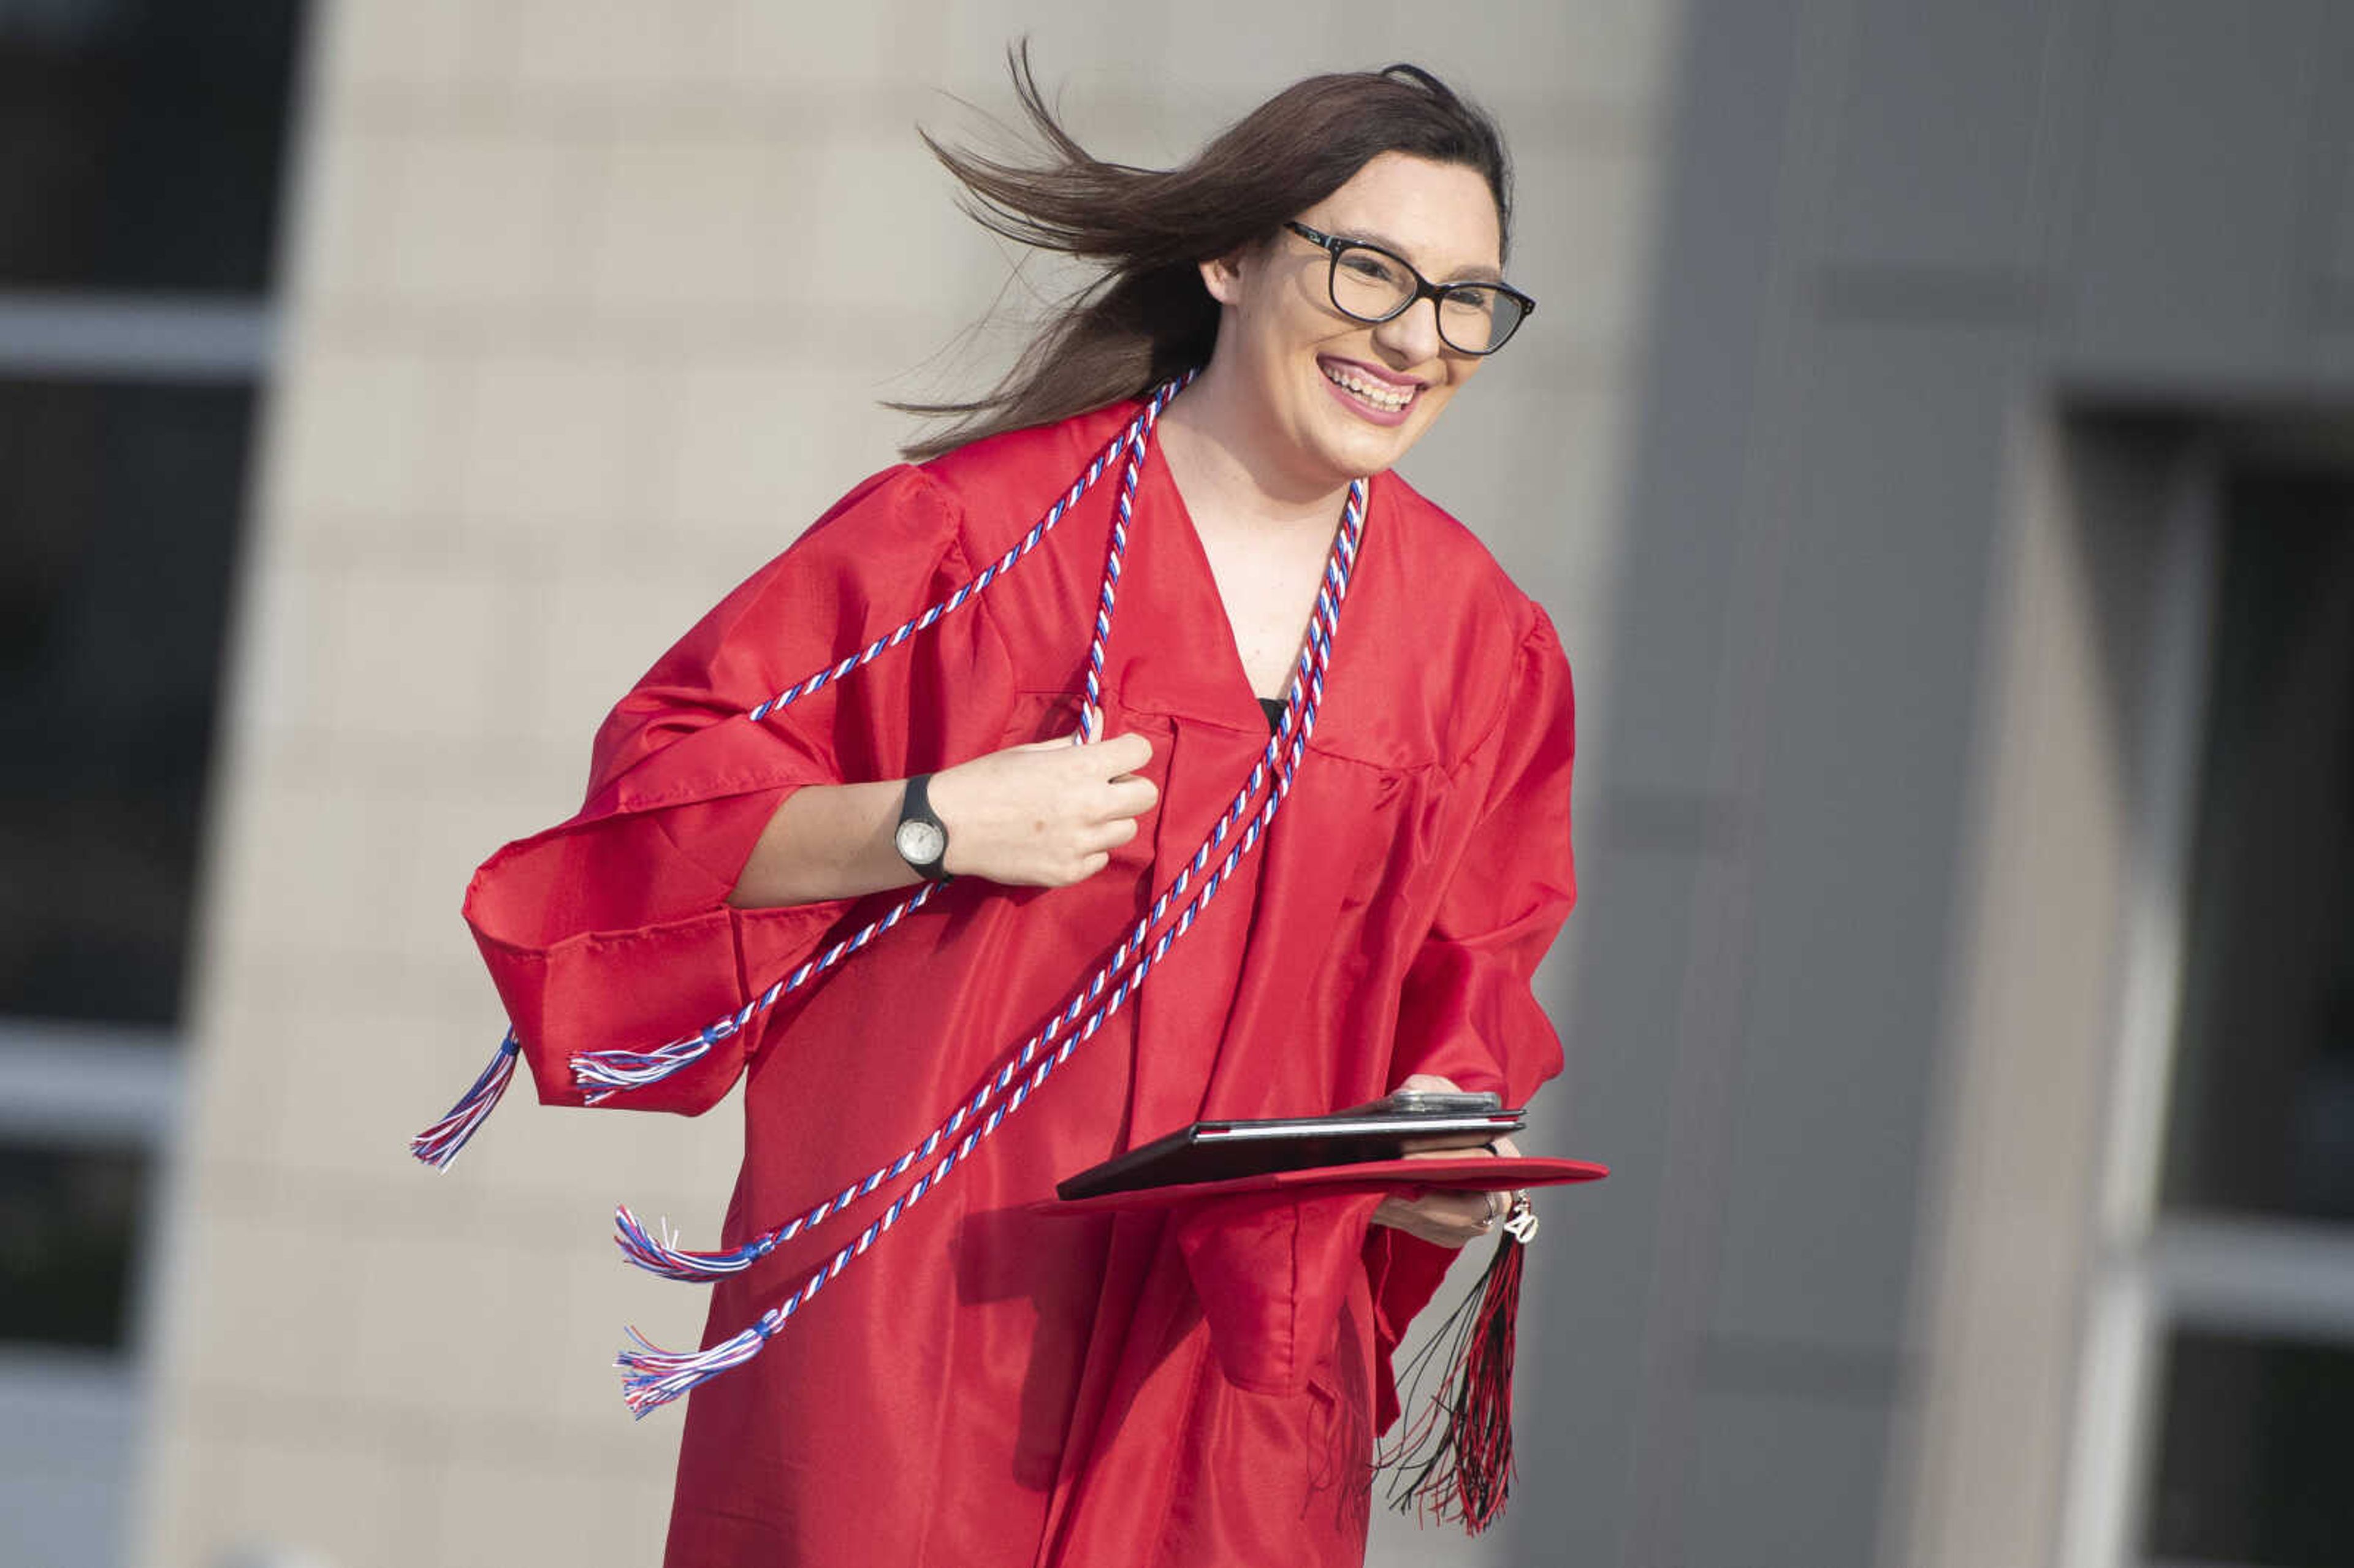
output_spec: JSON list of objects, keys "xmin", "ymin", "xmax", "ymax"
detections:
[{"xmin": 1118, "ymin": 428, "xmax": 1382, "ymax": 740}]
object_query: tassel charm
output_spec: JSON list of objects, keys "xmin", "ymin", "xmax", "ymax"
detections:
[
  {"xmin": 1502, "ymin": 1199, "xmax": 1539, "ymax": 1246},
  {"xmin": 1379, "ymin": 1193, "xmax": 1534, "ymax": 1535},
  {"xmin": 408, "ymin": 1030, "xmax": 522, "ymax": 1170}
]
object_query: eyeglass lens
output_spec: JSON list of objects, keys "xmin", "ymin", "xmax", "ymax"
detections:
[{"xmin": 1328, "ymin": 245, "xmax": 1527, "ymax": 354}]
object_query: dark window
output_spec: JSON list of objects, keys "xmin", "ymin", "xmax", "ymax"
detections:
[
  {"xmin": 0, "ymin": 379, "xmax": 255, "ymax": 1026},
  {"xmin": 0, "ymin": 0, "xmax": 305, "ymax": 294},
  {"xmin": 2143, "ymin": 1328, "xmax": 2354, "ymax": 1567},
  {"xmin": 0, "ymin": 1139, "xmax": 148, "ymax": 1349},
  {"xmin": 2160, "ymin": 466, "xmax": 2354, "ymax": 1223}
]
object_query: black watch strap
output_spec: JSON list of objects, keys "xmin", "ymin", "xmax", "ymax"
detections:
[{"xmin": 894, "ymin": 772, "xmax": 953, "ymax": 883}]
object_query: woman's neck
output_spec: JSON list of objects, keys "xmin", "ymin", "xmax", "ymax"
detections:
[{"xmin": 1155, "ymin": 365, "xmax": 1353, "ymax": 534}]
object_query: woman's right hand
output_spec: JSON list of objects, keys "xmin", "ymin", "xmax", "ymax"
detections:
[{"xmin": 929, "ymin": 730, "xmax": 1159, "ymax": 887}]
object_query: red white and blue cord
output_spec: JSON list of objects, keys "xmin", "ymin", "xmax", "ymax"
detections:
[
  {"xmin": 611, "ymin": 490, "xmax": 1360, "ymax": 1286},
  {"xmin": 615, "ymin": 475, "xmax": 1365, "ymax": 1415},
  {"xmin": 406, "ymin": 374, "xmax": 1373, "ymax": 1421},
  {"xmin": 410, "ymin": 375, "xmax": 1191, "ymax": 1169}
]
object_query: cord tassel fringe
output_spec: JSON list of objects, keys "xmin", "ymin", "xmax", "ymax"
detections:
[
  {"xmin": 612, "ymin": 1205, "xmax": 771, "ymax": 1281},
  {"xmin": 616, "ymin": 1315, "xmax": 778, "ymax": 1418},
  {"xmin": 1378, "ymin": 1198, "xmax": 1535, "ymax": 1535},
  {"xmin": 408, "ymin": 1030, "xmax": 521, "ymax": 1170}
]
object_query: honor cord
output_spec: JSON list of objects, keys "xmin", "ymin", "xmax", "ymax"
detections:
[
  {"xmin": 614, "ymin": 476, "xmax": 1365, "ymax": 1415},
  {"xmin": 410, "ymin": 375, "xmax": 1192, "ymax": 1168}
]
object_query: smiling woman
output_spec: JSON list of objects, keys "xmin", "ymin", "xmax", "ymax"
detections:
[
  {"xmin": 1171, "ymin": 150, "xmax": 1515, "ymax": 499},
  {"xmin": 441, "ymin": 50, "xmax": 1577, "ymax": 1568}
]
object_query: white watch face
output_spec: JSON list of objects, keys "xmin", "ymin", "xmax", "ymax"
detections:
[{"xmin": 896, "ymin": 818, "xmax": 946, "ymax": 866}]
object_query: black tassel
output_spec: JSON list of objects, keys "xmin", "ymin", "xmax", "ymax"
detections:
[{"xmin": 1376, "ymin": 1197, "xmax": 1534, "ymax": 1534}]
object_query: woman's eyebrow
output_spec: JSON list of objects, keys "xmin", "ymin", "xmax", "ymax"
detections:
[{"xmin": 1335, "ymin": 226, "xmax": 1506, "ymax": 285}]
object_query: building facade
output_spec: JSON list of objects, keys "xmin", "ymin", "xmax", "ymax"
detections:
[{"xmin": 4, "ymin": 3, "xmax": 2346, "ymax": 1567}]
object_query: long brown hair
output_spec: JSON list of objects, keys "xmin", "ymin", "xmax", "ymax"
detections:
[{"xmin": 896, "ymin": 50, "xmax": 1514, "ymax": 460}]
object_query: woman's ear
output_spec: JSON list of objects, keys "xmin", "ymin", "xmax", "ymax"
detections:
[{"xmin": 1197, "ymin": 246, "xmax": 1247, "ymax": 306}]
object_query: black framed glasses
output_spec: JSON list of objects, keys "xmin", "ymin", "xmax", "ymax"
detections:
[{"xmin": 1285, "ymin": 221, "xmax": 1535, "ymax": 356}]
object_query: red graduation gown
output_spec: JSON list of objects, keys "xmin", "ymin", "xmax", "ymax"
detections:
[{"xmin": 465, "ymin": 400, "xmax": 1577, "ymax": 1567}]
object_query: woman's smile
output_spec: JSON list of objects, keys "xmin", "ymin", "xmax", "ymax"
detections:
[{"xmin": 1317, "ymin": 354, "xmax": 1423, "ymax": 424}]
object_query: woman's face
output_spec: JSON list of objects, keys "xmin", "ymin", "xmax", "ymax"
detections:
[{"xmin": 1200, "ymin": 150, "xmax": 1506, "ymax": 492}]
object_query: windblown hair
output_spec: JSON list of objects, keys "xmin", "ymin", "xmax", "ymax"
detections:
[{"xmin": 896, "ymin": 50, "xmax": 1513, "ymax": 460}]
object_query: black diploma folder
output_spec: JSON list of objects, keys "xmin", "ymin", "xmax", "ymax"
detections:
[{"xmin": 1056, "ymin": 1095, "xmax": 1526, "ymax": 1201}]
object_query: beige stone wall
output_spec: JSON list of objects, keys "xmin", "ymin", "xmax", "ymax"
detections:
[{"xmin": 136, "ymin": 2, "xmax": 1681, "ymax": 1564}]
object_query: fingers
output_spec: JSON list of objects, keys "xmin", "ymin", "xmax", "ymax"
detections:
[
  {"xmin": 1016, "ymin": 728, "xmax": 1151, "ymax": 767},
  {"xmin": 1369, "ymin": 1187, "xmax": 1502, "ymax": 1249},
  {"xmin": 1088, "ymin": 730, "xmax": 1153, "ymax": 777},
  {"xmin": 1103, "ymin": 774, "xmax": 1159, "ymax": 819},
  {"xmin": 1072, "ymin": 736, "xmax": 1157, "ymax": 831},
  {"xmin": 1406, "ymin": 1190, "xmax": 1486, "ymax": 1227},
  {"xmin": 1032, "ymin": 732, "xmax": 1159, "ymax": 806},
  {"xmin": 1080, "ymin": 816, "xmax": 1141, "ymax": 853},
  {"xmin": 1335, "ymin": 1071, "xmax": 1537, "ymax": 1249},
  {"xmin": 934, "ymin": 729, "xmax": 1162, "ymax": 889}
]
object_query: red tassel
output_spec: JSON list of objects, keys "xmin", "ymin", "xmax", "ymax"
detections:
[{"xmin": 1377, "ymin": 1197, "xmax": 1535, "ymax": 1534}]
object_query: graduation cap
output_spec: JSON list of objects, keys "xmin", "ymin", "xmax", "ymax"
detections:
[{"xmin": 1031, "ymin": 1148, "xmax": 1606, "ymax": 1534}]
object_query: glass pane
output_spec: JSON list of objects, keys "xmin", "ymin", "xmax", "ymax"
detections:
[
  {"xmin": 2143, "ymin": 1328, "xmax": 2354, "ymax": 1567},
  {"xmin": 0, "ymin": 1139, "xmax": 148, "ymax": 1349},
  {"xmin": 0, "ymin": 0, "xmax": 305, "ymax": 292},
  {"xmin": 2160, "ymin": 466, "xmax": 2354, "ymax": 1222},
  {"xmin": 0, "ymin": 378, "xmax": 254, "ymax": 1026}
]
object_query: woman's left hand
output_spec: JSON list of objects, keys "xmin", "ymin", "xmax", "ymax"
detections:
[{"xmin": 1368, "ymin": 1073, "xmax": 1520, "ymax": 1249}]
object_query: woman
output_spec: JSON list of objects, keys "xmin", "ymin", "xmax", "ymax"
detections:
[{"xmin": 459, "ymin": 58, "xmax": 1574, "ymax": 1567}]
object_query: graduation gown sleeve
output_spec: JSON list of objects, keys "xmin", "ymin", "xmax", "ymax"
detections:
[
  {"xmin": 1363, "ymin": 606, "xmax": 1578, "ymax": 1429},
  {"xmin": 462, "ymin": 463, "xmax": 1006, "ymax": 1114}
]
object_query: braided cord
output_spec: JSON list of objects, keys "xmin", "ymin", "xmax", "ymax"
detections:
[
  {"xmin": 616, "ymin": 479, "xmax": 1367, "ymax": 1413},
  {"xmin": 568, "ymin": 378, "xmax": 1190, "ymax": 1098},
  {"xmin": 414, "ymin": 381, "xmax": 1193, "ymax": 1159},
  {"xmin": 747, "ymin": 376, "xmax": 1187, "ymax": 725},
  {"xmin": 614, "ymin": 490, "xmax": 1360, "ymax": 1280}
]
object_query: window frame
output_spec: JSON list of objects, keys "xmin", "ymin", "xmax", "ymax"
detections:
[{"xmin": 2060, "ymin": 436, "xmax": 2354, "ymax": 1568}]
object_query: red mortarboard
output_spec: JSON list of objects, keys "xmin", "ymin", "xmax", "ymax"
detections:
[{"xmin": 1027, "ymin": 1154, "xmax": 1606, "ymax": 1216}]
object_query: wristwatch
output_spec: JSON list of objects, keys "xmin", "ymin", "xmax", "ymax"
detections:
[{"xmin": 894, "ymin": 772, "xmax": 953, "ymax": 882}]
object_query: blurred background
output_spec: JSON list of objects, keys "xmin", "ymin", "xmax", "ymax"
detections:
[{"xmin": 2, "ymin": 1, "xmax": 2349, "ymax": 1565}]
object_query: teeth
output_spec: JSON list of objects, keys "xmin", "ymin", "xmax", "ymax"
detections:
[{"xmin": 1322, "ymin": 363, "xmax": 1412, "ymax": 412}]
